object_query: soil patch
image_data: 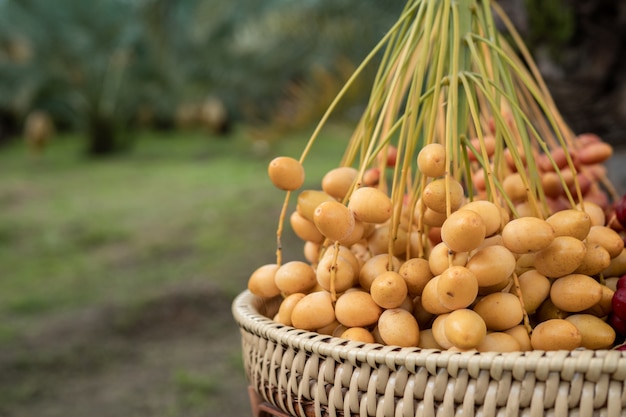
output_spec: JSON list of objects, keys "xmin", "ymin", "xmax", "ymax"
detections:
[{"xmin": 0, "ymin": 282, "xmax": 251, "ymax": 417}]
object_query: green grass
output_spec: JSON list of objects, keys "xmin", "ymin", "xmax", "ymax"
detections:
[
  {"xmin": 0, "ymin": 125, "xmax": 351, "ymax": 340},
  {"xmin": 172, "ymin": 369, "xmax": 218, "ymax": 410}
]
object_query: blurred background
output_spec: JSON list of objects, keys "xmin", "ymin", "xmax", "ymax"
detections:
[{"xmin": 0, "ymin": 0, "xmax": 624, "ymax": 416}]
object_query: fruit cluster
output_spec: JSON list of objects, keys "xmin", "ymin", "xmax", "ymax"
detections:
[
  {"xmin": 248, "ymin": 134, "xmax": 626, "ymax": 352},
  {"xmin": 471, "ymin": 132, "xmax": 615, "ymax": 214}
]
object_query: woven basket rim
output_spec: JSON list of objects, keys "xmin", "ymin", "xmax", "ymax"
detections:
[{"xmin": 232, "ymin": 290, "xmax": 626, "ymax": 379}]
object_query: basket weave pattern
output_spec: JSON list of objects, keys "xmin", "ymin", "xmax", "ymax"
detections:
[{"xmin": 233, "ymin": 290, "xmax": 626, "ymax": 417}]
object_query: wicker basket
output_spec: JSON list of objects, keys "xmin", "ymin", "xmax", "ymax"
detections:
[{"xmin": 233, "ymin": 290, "xmax": 626, "ymax": 417}]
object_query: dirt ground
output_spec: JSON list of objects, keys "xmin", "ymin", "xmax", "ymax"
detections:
[{"xmin": 0, "ymin": 281, "xmax": 253, "ymax": 417}]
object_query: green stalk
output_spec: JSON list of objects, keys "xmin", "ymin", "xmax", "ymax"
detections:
[
  {"xmin": 443, "ymin": 0, "xmax": 473, "ymax": 223},
  {"xmin": 449, "ymin": 0, "xmax": 473, "ymax": 153},
  {"xmin": 297, "ymin": 1, "xmax": 421, "ymax": 166},
  {"xmin": 423, "ymin": 0, "xmax": 450, "ymax": 149}
]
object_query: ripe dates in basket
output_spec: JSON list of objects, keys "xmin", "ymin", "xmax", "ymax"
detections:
[
  {"xmin": 611, "ymin": 290, "xmax": 626, "ymax": 322},
  {"xmin": 615, "ymin": 195, "xmax": 626, "ymax": 228},
  {"xmin": 610, "ymin": 275, "xmax": 626, "ymax": 337},
  {"xmin": 609, "ymin": 312, "xmax": 626, "ymax": 338}
]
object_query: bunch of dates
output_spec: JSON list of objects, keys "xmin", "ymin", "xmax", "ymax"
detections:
[{"xmin": 249, "ymin": 132, "xmax": 626, "ymax": 352}]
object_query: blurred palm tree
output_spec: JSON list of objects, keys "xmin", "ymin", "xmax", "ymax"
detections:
[
  {"xmin": 0, "ymin": 0, "xmax": 144, "ymax": 154},
  {"xmin": 210, "ymin": 0, "xmax": 407, "ymax": 122},
  {"xmin": 0, "ymin": 0, "xmax": 406, "ymax": 154}
]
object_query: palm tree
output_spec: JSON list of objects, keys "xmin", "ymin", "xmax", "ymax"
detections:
[
  {"xmin": 0, "ymin": 0, "xmax": 144, "ymax": 155},
  {"xmin": 0, "ymin": 0, "xmax": 409, "ymax": 153}
]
